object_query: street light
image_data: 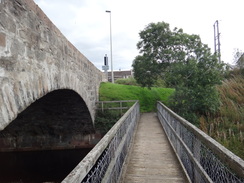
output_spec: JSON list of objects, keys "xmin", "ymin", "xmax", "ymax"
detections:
[{"xmin": 105, "ymin": 10, "xmax": 114, "ymax": 83}]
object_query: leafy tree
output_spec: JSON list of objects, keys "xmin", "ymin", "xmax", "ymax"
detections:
[
  {"xmin": 233, "ymin": 49, "xmax": 244, "ymax": 76},
  {"xmin": 166, "ymin": 59, "xmax": 223, "ymax": 124},
  {"xmin": 133, "ymin": 22, "xmax": 216, "ymax": 86},
  {"xmin": 233, "ymin": 49, "xmax": 244, "ymax": 68},
  {"xmin": 133, "ymin": 55, "xmax": 162, "ymax": 87},
  {"xmin": 133, "ymin": 21, "xmax": 224, "ymax": 124},
  {"xmin": 237, "ymin": 54, "xmax": 244, "ymax": 69}
]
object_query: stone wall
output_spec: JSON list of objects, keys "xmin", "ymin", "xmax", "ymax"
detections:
[
  {"xmin": 0, "ymin": 90, "xmax": 103, "ymax": 151},
  {"xmin": 0, "ymin": 0, "xmax": 104, "ymax": 130}
]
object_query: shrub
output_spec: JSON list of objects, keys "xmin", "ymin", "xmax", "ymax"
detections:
[
  {"xmin": 199, "ymin": 75, "xmax": 244, "ymax": 159},
  {"xmin": 115, "ymin": 78, "xmax": 139, "ymax": 86},
  {"xmin": 95, "ymin": 110, "xmax": 121, "ymax": 134}
]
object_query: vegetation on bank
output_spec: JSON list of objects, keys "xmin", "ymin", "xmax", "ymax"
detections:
[
  {"xmin": 95, "ymin": 81, "xmax": 174, "ymax": 134},
  {"xmin": 200, "ymin": 74, "xmax": 244, "ymax": 159},
  {"xmin": 95, "ymin": 109, "xmax": 122, "ymax": 134},
  {"xmin": 132, "ymin": 21, "xmax": 224, "ymax": 125},
  {"xmin": 97, "ymin": 73, "xmax": 244, "ymax": 159},
  {"xmin": 96, "ymin": 21, "xmax": 244, "ymax": 159},
  {"xmin": 99, "ymin": 82, "xmax": 174, "ymax": 112}
]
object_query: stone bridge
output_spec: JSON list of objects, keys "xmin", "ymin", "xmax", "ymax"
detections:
[{"xmin": 0, "ymin": 0, "xmax": 104, "ymax": 150}]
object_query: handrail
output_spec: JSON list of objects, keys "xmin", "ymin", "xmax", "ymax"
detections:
[
  {"xmin": 97, "ymin": 100, "xmax": 138, "ymax": 104},
  {"xmin": 96, "ymin": 100, "xmax": 137, "ymax": 113},
  {"xmin": 62, "ymin": 101, "xmax": 140, "ymax": 183},
  {"xmin": 157, "ymin": 101, "xmax": 244, "ymax": 183}
]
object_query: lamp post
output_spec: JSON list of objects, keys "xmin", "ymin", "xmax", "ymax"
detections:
[{"xmin": 105, "ymin": 10, "xmax": 114, "ymax": 83}]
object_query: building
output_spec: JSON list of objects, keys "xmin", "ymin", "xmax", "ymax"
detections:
[{"xmin": 107, "ymin": 70, "xmax": 133, "ymax": 82}]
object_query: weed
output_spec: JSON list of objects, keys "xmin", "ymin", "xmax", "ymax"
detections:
[{"xmin": 200, "ymin": 75, "xmax": 244, "ymax": 159}]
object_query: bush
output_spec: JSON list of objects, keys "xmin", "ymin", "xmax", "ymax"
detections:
[
  {"xmin": 115, "ymin": 78, "xmax": 139, "ymax": 86},
  {"xmin": 167, "ymin": 59, "xmax": 223, "ymax": 125},
  {"xmin": 199, "ymin": 75, "xmax": 244, "ymax": 159},
  {"xmin": 95, "ymin": 110, "xmax": 121, "ymax": 134}
]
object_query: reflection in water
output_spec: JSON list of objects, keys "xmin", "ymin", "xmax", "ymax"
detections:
[{"xmin": 0, "ymin": 148, "xmax": 92, "ymax": 183}]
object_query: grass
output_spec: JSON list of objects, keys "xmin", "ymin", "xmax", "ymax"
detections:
[
  {"xmin": 99, "ymin": 82, "xmax": 174, "ymax": 112},
  {"xmin": 200, "ymin": 75, "xmax": 244, "ymax": 159},
  {"xmin": 98, "ymin": 77, "xmax": 244, "ymax": 159}
]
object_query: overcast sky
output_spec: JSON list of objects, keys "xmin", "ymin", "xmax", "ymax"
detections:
[{"xmin": 33, "ymin": 0, "xmax": 244, "ymax": 71}]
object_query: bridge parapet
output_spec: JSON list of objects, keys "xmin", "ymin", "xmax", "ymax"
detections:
[
  {"xmin": 157, "ymin": 101, "xmax": 244, "ymax": 182},
  {"xmin": 0, "ymin": 0, "xmax": 104, "ymax": 130}
]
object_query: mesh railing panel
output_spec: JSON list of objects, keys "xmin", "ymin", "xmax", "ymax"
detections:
[
  {"xmin": 62, "ymin": 101, "xmax": 140, "ymax": 183},
  {"xmin": 157, "ymin": 102, "xmax": 244, "ymax": 183},
  {"xmin": 83, "ymin": 102, "xmax": 139, "ymax": 183}
]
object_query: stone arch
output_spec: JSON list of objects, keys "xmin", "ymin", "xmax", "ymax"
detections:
[
  {"xmin": 0, "ymin": 0, "xmax": 104, "ymax": 131},
  {"xmin": 0, "ymin": 89, "xmax": 95, "ymax": 150},
  {"xmin": 0, "ymin": 68, "xmax": 98, "ymax": 130}
]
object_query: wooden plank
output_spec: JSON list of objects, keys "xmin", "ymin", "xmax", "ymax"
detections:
[{"xmin": 120, "ymin": 113, "xmax": 188, "ymax": 183}]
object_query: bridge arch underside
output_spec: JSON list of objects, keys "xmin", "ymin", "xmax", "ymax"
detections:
[{"xmin": 0, "ymin": 89, "xmax": 95, "ymax": 151}]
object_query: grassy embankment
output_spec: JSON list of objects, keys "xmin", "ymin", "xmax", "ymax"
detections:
[
  {"xmin": 98, "ymin": 79, "xmax": 244, "ymax": 159},
  {"xmin": 99, "ymin": 82, "xmax": 174, "ymax": 112},
  {"xmin": 96, "ymin": 82, "xmax": 174, "ymax": 133}
]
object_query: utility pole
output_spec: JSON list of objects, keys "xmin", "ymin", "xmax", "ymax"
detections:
[{"xmin": 213, "ymin": 20, "xmax": 221, "ymax": 62}]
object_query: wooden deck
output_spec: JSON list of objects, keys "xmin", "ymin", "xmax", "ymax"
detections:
[{"xmin": 120, "ymin": 113, "xmax": 188, "ymax": 183}]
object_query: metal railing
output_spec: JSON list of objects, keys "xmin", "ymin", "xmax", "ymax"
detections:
[
  {"xmin": 96, "ymin": 100, "xmax": 137, "ymax": 115},
  {"xmin": 62, "ymin": 101, "xmax": 140, "ymax": 183},
  {"xmin": 157, "ymin": 101, "xmax": 244, "ymax": 183}
]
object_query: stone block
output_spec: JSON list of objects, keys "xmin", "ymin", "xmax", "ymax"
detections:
[
  {"xmin": 0, "ymin": 32, "xmax": 6, "ymax": 47},
  {"xmin": 10, "ymin": 39, "xmax": 25, "ymax": 57}
]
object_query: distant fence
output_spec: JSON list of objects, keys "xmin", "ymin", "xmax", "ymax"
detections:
[
  {"xmin": 157, "ymin": 101, "xmax": 244, "ymax": 183},
  {"xmin": 96, "ymin": 100, "xmax": 137, "ymax": 115},
  {"xmin": 62, "ymin": 101, "xmax": 140, "ymax": 183}
]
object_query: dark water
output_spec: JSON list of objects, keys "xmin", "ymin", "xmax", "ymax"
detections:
[{"xmin": 0, "ymin": 148, "xmax": 92, "ymax": 183}]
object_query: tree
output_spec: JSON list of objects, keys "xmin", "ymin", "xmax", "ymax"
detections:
[
  {"xmin": 233, "ymin": 49, "xmax": 244, "ymax": 76},
  {"xmin": 133, "ymin": 22, "xmax": 216, "ymax": 87},
  {"xmin": 166, "ymin": 59, "xmax": 223, "ymax": 124},
  {"xmin": 133, "ymin": 55, "xmax": 163, "ymax": 87},
  {"xmin": 133, "ymin": 21, "xmax": 224, "ymax": 124},
  {"xmin": 237, "ymin": 54, "xmax": 244, "ymax": 69},
  {"xmin": 233, "ymin": 49, "xmax": 244, "ymax": 68}
]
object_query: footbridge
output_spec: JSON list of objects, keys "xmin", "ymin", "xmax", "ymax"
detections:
[
  {"xmin": 0, "ymin": 0, "xmax": 244, "ymax": 182},
  {"xmin": 63, "ymin": 101, "xmax": 244, "ymax": 183}
]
